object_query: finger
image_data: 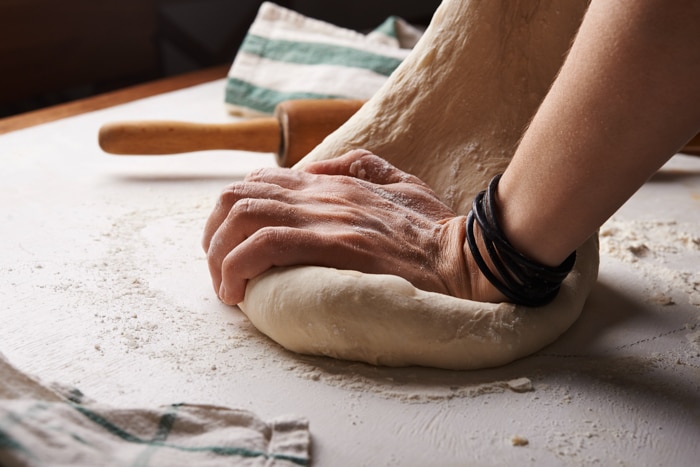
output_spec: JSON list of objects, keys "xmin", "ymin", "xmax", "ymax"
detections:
[
  {"xmin": 206, "ymin": 198, "xmax": 307, "ymax": 291},
  {"xmin": 202, "ymin": 181, "xmax": 293, "ymax": 252},
  {"xmin": 218, "ymin": 227, "xmax": 317, "ymax": 305},
  {"xmin": 218, "ymin": 227, "xmax": 371, "ymax": 305},
  {"xmin": 302, "ymin": 149, "xmax": 374, "ymax": 176}
]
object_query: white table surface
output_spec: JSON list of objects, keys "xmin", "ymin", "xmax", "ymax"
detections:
[{"xmin": 2, "ymin": 80, "xmax": 699, "ymax": 466}]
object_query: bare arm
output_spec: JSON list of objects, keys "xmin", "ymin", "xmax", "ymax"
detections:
[{"xmin": 497, "ymin": 0, "xmax": 700, "ymax": 268}]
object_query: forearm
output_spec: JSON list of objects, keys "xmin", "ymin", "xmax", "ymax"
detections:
[{"xmin": 498, "ymin": 0, "xmax": 700, "ymax": 266}]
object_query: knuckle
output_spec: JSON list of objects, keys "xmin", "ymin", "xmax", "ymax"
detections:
[
  {"xmin": 245, "ymin": 167, "xmax": 274, "ymax": 182},
  {"xmin": 227, "ymin": 197, "xmax": 261, "ymax": 221},
  {"xmin": 252, "ymin": 226, "xmax": 282, "ymax": 244},
  {"xmin": 248, "ymin": 226, "xmax": 295, "ymax": 252},
  {"xmin": 218, "ymin": 182, "xmax": 248, "ymax": 205},
  {"xmin": 245, "ymin": 168, "xmax": 265, "ymax": 181}
]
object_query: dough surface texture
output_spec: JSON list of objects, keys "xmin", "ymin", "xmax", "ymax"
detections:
[
  {"xmin": 238, "ymin": 0, "xmax": 598, "ymax": 369},
  {"xmin": 241, "ymin": 237, "xmax": 598, "ymax": 370}
]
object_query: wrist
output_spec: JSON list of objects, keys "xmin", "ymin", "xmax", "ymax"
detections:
[
  {"xmin": 497, "ymin": 171, "xmax": 578, "ymax": 268},
  {"xmin": 465, "ymin": 174, "xmax": 576, "ymax": 306},
  {"xmin": 436, "ymin": 216, "xmax": 472, "ymax": 300},
  {"xmin": 461, "ymin": 220, "xmax": 510, "ymax": 303},
  {"xmin": 438, "ymin": 215, "xmax": 507, "ymax": 303}
]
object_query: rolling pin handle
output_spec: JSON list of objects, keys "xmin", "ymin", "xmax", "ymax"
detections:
[{"xmin": 98, "ymin": 118, "xmax": 280, "ymax": 155}]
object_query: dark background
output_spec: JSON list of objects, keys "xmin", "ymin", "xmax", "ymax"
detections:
[{"xmin": 0, "ymin": 0, "xmax": 441, "ymax": 118}]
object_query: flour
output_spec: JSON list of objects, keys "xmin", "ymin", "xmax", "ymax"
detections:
[
  {"xmin": 283, "ymin": 355, "xmax": 534, "ymax": 402},
  {"xmin": 600, "ymin": 217, "xmax": 700, "ymax": 306},
  {"xmin": 90, "ymin": 206, "xmax": 685, "ymax": 404},
  {"xmin": 11, "ymin": 187, "xmax": 693, "ymax": 410},
  {"xmin": 88, "ymin": 203, "xmax": 539, "ymax": 401},
  {"xmin": 25, "ymin": 181, "xmax": 690, "ymax": 415},
  {"xmin": 26, "ymin": 196, "xmax": 231, "ymax": 378},
  {"xmin": 686, "ymin": 326, "xmax": 700, "ymax": 353}
]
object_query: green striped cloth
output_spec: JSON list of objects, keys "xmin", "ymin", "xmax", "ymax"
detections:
[
  {"xmin": 0, "ymin": 354, "xmax": 309, "ymax": 466},
  {"xmin": 225, "ymin": 2, "xmax": 422, "ymax": 116}
]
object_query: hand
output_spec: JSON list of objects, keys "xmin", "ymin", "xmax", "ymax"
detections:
[{"xmin": 203, "ymin": 150, "xmax": 481, "ymax": 305}]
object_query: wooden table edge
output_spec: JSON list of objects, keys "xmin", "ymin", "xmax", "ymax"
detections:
[{"xmin": 0, "ymin": 65, "xmax": 229, "ymax": 135}]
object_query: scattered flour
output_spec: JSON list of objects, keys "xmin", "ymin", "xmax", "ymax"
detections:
[
  {"xmin": 599, "ymin": 217, "xmax": 700, "ymax": 307},
  {"xmin": 11, "ymin": 197, "xmax": 697, "ymax": 411},
  {"xmin": 686, "ymin": 327, "xmax": 700, "ymax": 353},
  {"xmin": 286, "ymin": 355, "xmax": 537, "ymax": 402},
  {"xmin": 81, "ymin": 207, "xmax": 697, "ymax": 406}
]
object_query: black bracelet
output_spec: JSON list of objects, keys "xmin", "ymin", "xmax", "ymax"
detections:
[{"xmin": 465, "ymin": 174, "xmax": 576, "ymax": 307}]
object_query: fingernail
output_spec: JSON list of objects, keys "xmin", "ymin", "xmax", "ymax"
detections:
[{"xmin": 218, "ymin": 284, "xmax": 228, "ymax": 302}]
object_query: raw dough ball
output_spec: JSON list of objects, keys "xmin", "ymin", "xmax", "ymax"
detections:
[{"xmin": 240, "ymin": 237, "xmax": 598, "ymax": 370}]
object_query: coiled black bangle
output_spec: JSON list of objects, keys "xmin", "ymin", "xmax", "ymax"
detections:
[{"xmin": 465, "ymin": 174, "xmax": 576, "ymax": 307}]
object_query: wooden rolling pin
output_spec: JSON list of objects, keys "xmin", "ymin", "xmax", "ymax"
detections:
[
  {"xmin": 98, "ymin": 99, "xmax": 365, "ymax": 167},
  {"xmin": 100, "ymin": 98, "xmax": 700, "ymax": 165}
]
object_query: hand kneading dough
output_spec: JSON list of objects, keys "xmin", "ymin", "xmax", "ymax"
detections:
[{"xmin": 238, "ymin": 0, "xmax": 598, "ymax": 370}]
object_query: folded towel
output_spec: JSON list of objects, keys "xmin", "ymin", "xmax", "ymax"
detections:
[
  {"xmin": 225, "ymin": 2, "xmax": 422, "ymax": 117},
  {"xmin": 0, "ymin": 354, "xmax": 310, "ymax": 466}
]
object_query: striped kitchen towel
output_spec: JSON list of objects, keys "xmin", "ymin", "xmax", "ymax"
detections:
[
  {"xmin": 0, "ymin": 353, "xmax": 310, "ymax": 466},
  {"xmin": 225, "ymin": 2, "xmax": 423, "ymax": 117}
]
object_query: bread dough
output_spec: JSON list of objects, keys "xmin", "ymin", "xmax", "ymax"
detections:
[
  {"xmin": 296, "ymin": 0, "xmax": 591, "ymax": 210},
  {"xmin": 241, "ymin": 237, "xmax": 597, "ymax": 370},
  {"xmin": 239, "ymin": 0, "xmax": 598, "ymax": 370}
]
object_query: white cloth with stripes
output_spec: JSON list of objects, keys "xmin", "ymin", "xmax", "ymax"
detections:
[
  {"xmin": 225, "ymin": 2, "xmax": 422, "ymax": 117},
  {"xmin": 0, "ymin": 353, "xmax": 310, "ymax": 466}
]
